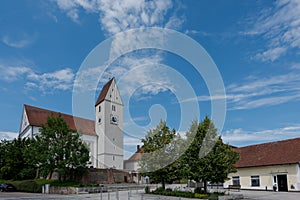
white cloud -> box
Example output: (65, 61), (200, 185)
(2, 35), (33, 48)
(0, 65), (75, 93)
(254, 47), (287, 62)
(0, 66), (32, 82)
(180, 70), (300, 110)
(0, 131), (18, 140)
(246, 0), (300, 62)
(56, 0), (184, 98)
(55, 0), (181, 34)
(222, 125), (300, 147)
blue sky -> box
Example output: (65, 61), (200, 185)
(1, 0), (300, 158)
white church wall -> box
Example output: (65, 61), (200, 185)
(81, 134), (98, 168)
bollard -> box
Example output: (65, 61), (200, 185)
(108, 191), (110, 200)
(128, 191), (130, 200)
(116, 189), (119, 200)
(100, 186), (103, 200)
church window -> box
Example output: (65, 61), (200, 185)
(113, 156), (115, 160)
(98, 106), (101, 112)
(98, 118), (101, 123)
(112, 105), (116, 111)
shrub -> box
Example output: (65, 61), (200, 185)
(195, 193), (209, 199)
(194, 187), (204, 194)
(12, 180), (42, 193)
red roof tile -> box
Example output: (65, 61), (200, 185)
(234, 137), (300, 168)
(127, 147), (144, 161)
(24, 104), (96, 136)
(95, 78), (114, 106)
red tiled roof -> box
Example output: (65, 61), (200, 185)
(127, 147), (144, 162)
(234, 137), (300, 168)
(95, 78), (114, 106)
(24, 104), (96, 136)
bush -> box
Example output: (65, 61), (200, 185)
(195, 193), (209, 199)
(12, 180), (42, 193)
(194, 187), (204, 194)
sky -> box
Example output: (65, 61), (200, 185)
(1, 0), (300, 158)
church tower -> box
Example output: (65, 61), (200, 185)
(95, 78), (123, 169)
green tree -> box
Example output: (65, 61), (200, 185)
(36, 115), (89, 181)
(182, 116), (239, 193)
(0, 138), (36, 180)
(139, 120), (182, 189)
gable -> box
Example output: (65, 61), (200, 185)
(95, 78), (123, 106)
(19, 108), (29, 133)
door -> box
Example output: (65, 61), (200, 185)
(277, 174), (288, 192)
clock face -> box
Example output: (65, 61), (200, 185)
(110, 114), (118, 125)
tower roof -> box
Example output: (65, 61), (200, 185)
(23, 104), (96, 136)
(95, 78), (114, 106)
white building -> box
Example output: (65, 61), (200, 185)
(19, 78), (124, 169)
(224, 137), (300, 192)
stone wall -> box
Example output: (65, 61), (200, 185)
(79, 168), (133, 184)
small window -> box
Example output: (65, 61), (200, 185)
(113, 156), (115, 161)
(251, 176), (260, 187)
(98, 106), (101, 112)
(112, 105), (116, 111)
(232, 176), (240, 186)
(98, 118), (101, 123)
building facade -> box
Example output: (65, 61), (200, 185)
(224, 138), (300, 192)
(19, 78), (124, 169)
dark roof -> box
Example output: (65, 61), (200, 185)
(234, 137), (300, 168)
(24, 104), (96, 136)
(126, 147), (144, 162)
(95, 78), (114, 106)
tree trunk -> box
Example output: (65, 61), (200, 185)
(203, 181), (207, 193)
(162, 178), (165, 190)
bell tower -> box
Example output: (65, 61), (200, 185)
(95, 78), (123, 169)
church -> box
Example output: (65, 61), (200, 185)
(19, 78), (124, 170)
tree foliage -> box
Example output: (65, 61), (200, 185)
(36, 115), (89, 181)
(139, 120), (183, 189)
(0, 115), (89, 181)
(182, 116), (239, 192)
(139, 117), (239, 192)
(0, 138), (37, 180)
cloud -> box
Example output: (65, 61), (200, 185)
(245, 0), (300, 62)
(180, 70), (300, 110)
(56, 0), (184, 97)
(0, 131), (18, 140)
(0, 66), (32, 82)
(222, 125), (300, 147)
(2, 35), (33, 48)
(0, 65), (75, 93)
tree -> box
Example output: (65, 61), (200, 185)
(182, 116), (239, 193)
(0, 138), (37, 180)
(36, 115), (89, 181)
(139, 120), (182, 189)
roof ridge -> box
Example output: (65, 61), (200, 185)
(24, 104), (94, 122)
(238, 137), (300, 149)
